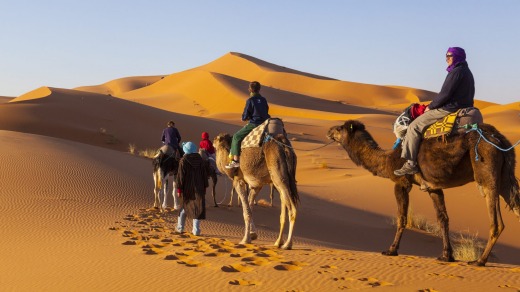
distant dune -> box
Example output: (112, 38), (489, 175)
(1, 52), (519, 290)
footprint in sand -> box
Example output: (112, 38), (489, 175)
(418, 289), (440, 292)
(427, 272), (464, 279)
(221, 263), (254, 273)
(228, 279), (260, 286)
(241, 257), (271, 266)
(358, 277), (393, 287)
(177, 259), (208, 268)
(122, 240), (137, 245)
(498, 284), (520, 291)
(274, 261), (309, 271)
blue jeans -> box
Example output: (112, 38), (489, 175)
(176, 208), (201, 235)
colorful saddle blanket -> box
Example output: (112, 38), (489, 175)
(424, 107), (483, 139)
(241, 118), (286, 149)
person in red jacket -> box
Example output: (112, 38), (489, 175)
(199, 132), (220, 175)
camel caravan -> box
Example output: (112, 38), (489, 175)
(150, 72), (519, 265)
(152, 116), (298, 250)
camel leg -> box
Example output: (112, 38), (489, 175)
(228, 185), (234, 207)
(161, 176), (169, 212)
(428, 189), (454, 262)
(282, 202), (297, 250)
(211, 175), (218, 207)
(172, 181), (180, 211)
(248, 187), (261, 209)
(269, 184), (275, 207)
(274, 205), (287, 248)
(470, 186), (504, 266)
(153, 170), (161, 209)
(383, 183), (411, 256)
(236, 179), (256, 244)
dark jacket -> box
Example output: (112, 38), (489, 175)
(428, 61), (475, 112)
(242, 93), (270, 125)
(175, 153), (209, 220)
(161, 126), (181, 148)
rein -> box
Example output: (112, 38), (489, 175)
(263, 134), (335, 151)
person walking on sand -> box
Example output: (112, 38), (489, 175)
(159, 120), (182, 157)
(225, 81), (270, 169)
(176, 141), (209, 236)
(394, 47), (475, 176)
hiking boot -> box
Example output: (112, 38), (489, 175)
(394, 161), (419, 176)
(225, 160), (240, 169)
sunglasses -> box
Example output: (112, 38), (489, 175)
(446, 54), (454, 58)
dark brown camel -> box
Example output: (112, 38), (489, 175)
(327, 120), (520, 266)
(213, 133), (299, 249)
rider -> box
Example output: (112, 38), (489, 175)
(394, 47), (475, 176)
(160, 120), (182, 158)
(225, 81), (270, 169)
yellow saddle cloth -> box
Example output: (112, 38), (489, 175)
(424, 110), (461, 139)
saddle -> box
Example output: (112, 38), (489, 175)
(424, 107), (483, 139)
(241, 118), (287, 149)
(393, 105), (483, 141)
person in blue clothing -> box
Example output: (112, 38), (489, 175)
(159, 120), (182, 157)
(225, 81), (270, 169)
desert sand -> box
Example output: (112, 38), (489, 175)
(1, 52), (519, 291)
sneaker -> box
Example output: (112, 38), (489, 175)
(225, 160), (240, 169)
(394, 161), (419, 176)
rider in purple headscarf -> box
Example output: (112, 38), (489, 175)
(394, 46), (475, 176)
(446, 47), (466, 72)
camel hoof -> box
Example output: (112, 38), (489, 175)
(437, 255), (455, 262)
(381, 250), (398, 256)
(281, 244), (292, 250)
(250, 233), (258, 241)
(240, 239), (251, 244)
(213, 204), (219, 208)
(468, 260), (485, 266)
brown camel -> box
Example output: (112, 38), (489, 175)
(327, 120), (520, 266)
(213, 133), (299, 249)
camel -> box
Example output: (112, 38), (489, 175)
(213, 132), (299, 249)
(327, 120), (520, 266)
(153, 149), (218, 211)
(228, 183), (277, 207)
(152, 151), (180, 212)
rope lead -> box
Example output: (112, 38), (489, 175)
(463, 123), (520, 161)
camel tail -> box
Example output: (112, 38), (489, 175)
(153, 158), (162, 190)
(501, 148), (520, 211)
(279, 135), (299, 205)
(490, 125), (520, 212)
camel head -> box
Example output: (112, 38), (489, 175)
(327, 120), (366, 144)
(213, 133), (232, 150)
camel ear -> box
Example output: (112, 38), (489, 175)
(344, 120), (365, 134)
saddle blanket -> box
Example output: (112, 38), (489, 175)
(241, 118), (285, 149)
(424, 107), (483, 139)
(424, 110), (460, 139)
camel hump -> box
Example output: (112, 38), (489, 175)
(267, 118), (285, 136)
(241, 118), (287, 149)
(454, 107), (483, 133)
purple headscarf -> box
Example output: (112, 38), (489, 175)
(446, 47), (466, 72)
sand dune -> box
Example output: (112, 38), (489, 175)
(2, 52), (520, 290)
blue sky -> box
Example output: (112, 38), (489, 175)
(1, 0), (519, 104)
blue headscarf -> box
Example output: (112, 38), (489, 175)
(182, 141), (197, 155)
(446, 47), (466, 72)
